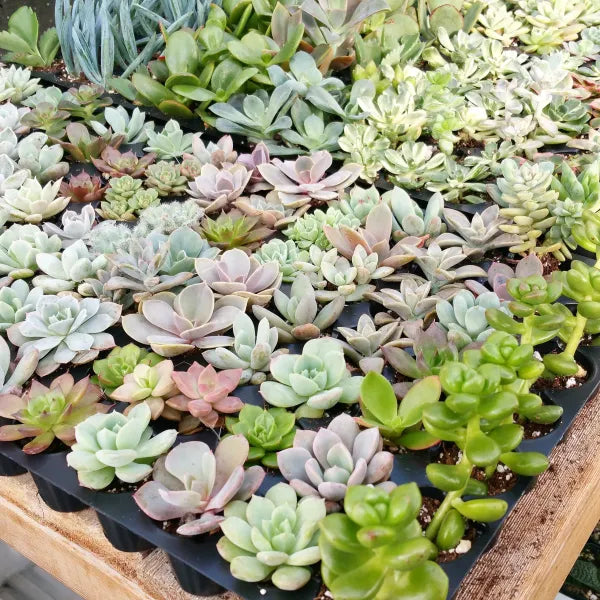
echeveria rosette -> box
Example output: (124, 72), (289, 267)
(66, 402), (177, 490)
(217, 482), (326, 590)
(0, 373), (107, 454)
(277, 413), (395, 512)
(0, 336), (38, 396)
(319, 484), (448, 600)
(260, 338), (363, 418)
(225, 405), (296, 468)
(92, 344), (163, 395)
(1, 178), (69, 224)
(0, 279), (43, 331)
(133, 437), (265, 536)
(7, 296), (122, 377)
(167, 363), (243, 432)
(110, 360), (178, 420)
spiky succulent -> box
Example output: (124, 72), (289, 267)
(278, 413), (395, 511)
(217, 482), (325, 590)
(91, 147), (156, 178)
(260, 337), (362, 418)
(0, 373), (106, 454)
(203, 313), (284, 385)
(199, 210), (274, 251)
(1, 178), (69, 224)
(7, 295), (121, 376)
(66, 402), (177, 490)
(145, 161), (188, 196)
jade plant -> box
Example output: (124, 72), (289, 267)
(319, 484), (448, 600)
(225, 405), (296, 468)
(0, 373), (106, 454)
(133, 436), (265, 535)
(66, 402), (177, 490)
(260, 337), (363, 418)
(217, 482), (325, 590)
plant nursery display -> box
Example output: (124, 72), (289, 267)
(0, 0), (599, 599)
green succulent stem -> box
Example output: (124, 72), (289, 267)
(425, 415), (477, 540)
(565, 312), (587, 358)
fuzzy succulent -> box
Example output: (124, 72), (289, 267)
(217, 482), (325, 590)
(225, 405), (296, 468)
(260, 337), (362, 418)
(278, 413), (395, 512)
(134, 436), (265, 535)
(253, 273), (345, 343)
(166, 363), (243, 432)
(199, 210), (274, 251)
(59, 172), (106, 203)
(1, 178), (69, 224)
(122, 282), (247, 357)
(195, 249), (281, 306)
(7, 295), (121, 376)
(145, 161), (188, 196)
(66, 402), (177, 490)
(188, 163), (252, 213)
(133, 200), (204, 236)
(203, 313), (283, 385)
(258, 151), (362, 208)
(0, 373), (106, 454)
(91, 147), (156, 178)
(0, 223), (61, 279)
(0, 279), (43, 331)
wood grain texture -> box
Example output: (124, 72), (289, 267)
(1, 389), (600, 600)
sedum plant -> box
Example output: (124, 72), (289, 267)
(253, 273), (345, 342)
(1, 178), (69, 224)
(319, 483), (448, 600)
(134, 437), (265, 535)
(8, 295), (121, 376)
(0, 373), (106, 454)
(0, 279), (43, 331)
(217, 482), (325, 590)
(278, 413), (395, 512)
(66, 402), (177, 490)
(93, 344), (162, 395)
(203, 313), (283, 385)
(122, 282), (247, 357)
(225, 405), (296, 468)
(260, 337), (363, 418)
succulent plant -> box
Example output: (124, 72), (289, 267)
(236, 192), (305, 230)
(133, 200), (204, 237)
(258, 151), (362, 209)
(166, 363), (243, 431)
(260, 337), (362, 418)
(185, 134), (238, 168)
(33, 240), (107, 293)
(1, 178), (69, 224)
(254, 239), (308, 282)
(319, 484), (448, 600)
(199, 210), (274, 251)
(91, 342), (159, 392)
(195, 249), (281, 306)
(338, 123), (389, 184)
(0, 128), (18, 159)
(253, 273), (345, 343)
(0, 154), (29, 196)
(278, 413), (394, 511)
(225, 405), (295, 468)
(110, 359), (177, 420)
(103, 175), (143, 204)
(337, 315), (401, 374)
(21, 102), (68, 137)
(122, 282), (247, 357)
(134, 436), (265, 535)
(338, 186), (381, 223)
(86, 221), (131, 255)
(382, 141), (446, 189)
(43, 205), (96, 248)
(59, 172), (107, 203)
(487, 159), (559, 254)
(16, 132), (69, 183)
(90, 106), (155, 144)
(0, 102), (30, 133)
(91, 147), (156, 178)
(0, 65), (40, 103)
(237, 142), (271, 192)
(145, 161), (188, 196)
(0, 279), (43, 331)
(51, 122), (123, 162)
(188, 163), (252, 212)
(21, 86), (62, 109)
(0, 373), (107, 454)
(0, 336), (38, 395)
(8, 295), (121, 376)
(66, 402), (177, 490)
(203, 313), (283, 385)
(0, 223), (62, 279)
(98, 178), (159, 221)
(384, 188), (445, 241)
(179, 157), (203, 180)
(144, 119), (194, 159)
(217, 482), (325, 590)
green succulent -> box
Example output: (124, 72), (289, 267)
(254, 239), (308, 282)
(145, 161), (188, 196)
(199, 210), (274, 251)
(283, 207), (360, 250)
(225, 405), (295, 468)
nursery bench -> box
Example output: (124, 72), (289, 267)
(2, 385), (600, 600)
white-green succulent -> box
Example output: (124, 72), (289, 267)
(0, 178), (69, 224)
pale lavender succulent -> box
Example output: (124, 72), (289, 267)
(277, 413), (395, 512)
(195, 249), (281, 306)
(237, 142), (270, 192)
(258, 151), (362, 208)
(188, 163), (252, 213)
(133, 436), (265, 535)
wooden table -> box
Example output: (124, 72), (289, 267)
(2, 389), (600, 600)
